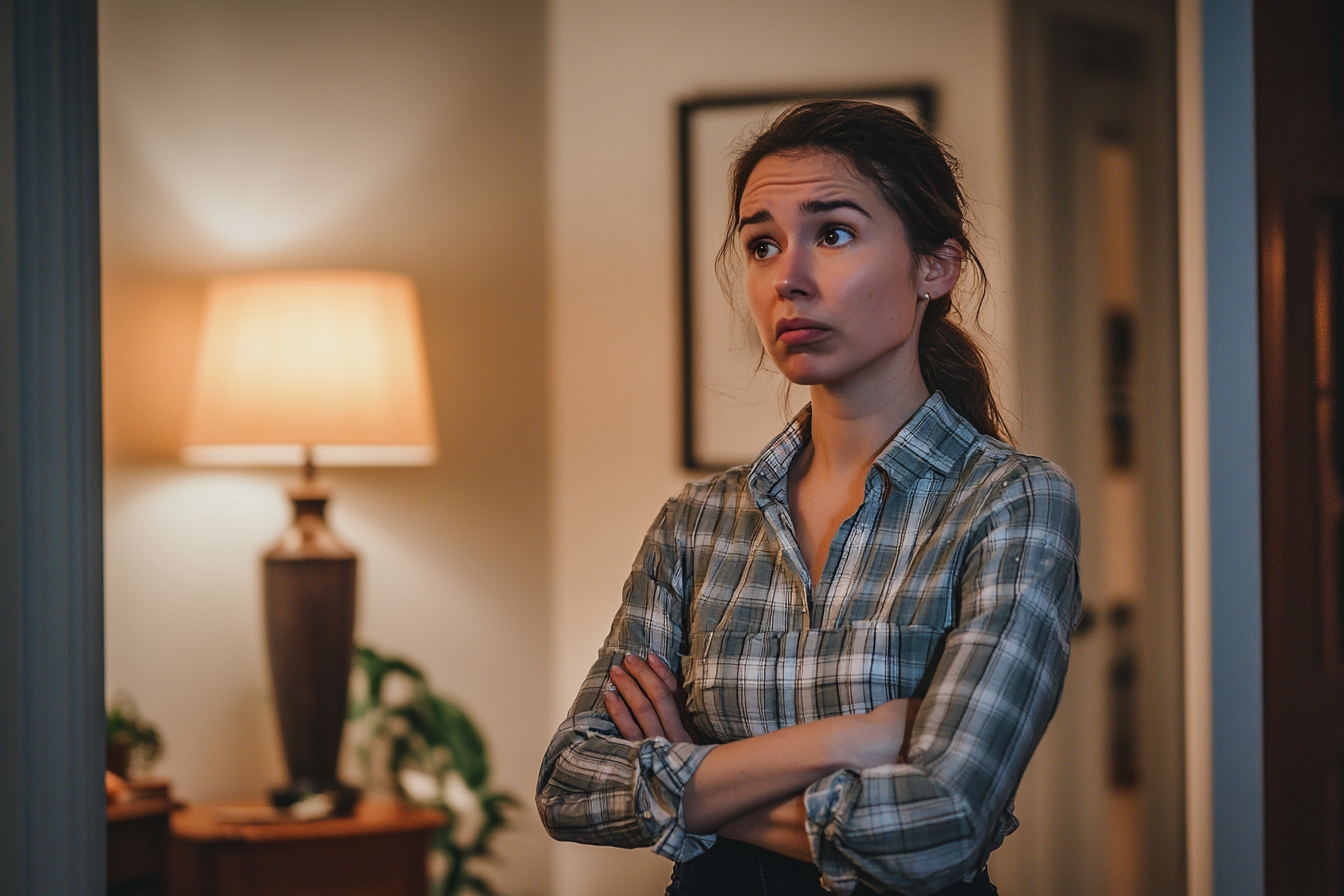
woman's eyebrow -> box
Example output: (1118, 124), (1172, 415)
(738, 209), (772, 231)
(799, 198), (872, 218)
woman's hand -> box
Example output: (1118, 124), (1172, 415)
(603, 653), (701, 744)
(604, 658), (924, 841)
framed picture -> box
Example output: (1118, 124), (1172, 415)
(679, 87), (935, 471)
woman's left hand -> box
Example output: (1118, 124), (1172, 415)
(604, 653), (702, 744)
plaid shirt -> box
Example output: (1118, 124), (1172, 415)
(537, 392), (1082, 895)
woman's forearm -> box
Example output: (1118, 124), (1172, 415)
(682, 717), (848, 833)
(682, 698), (911, 834)
(718, 796), (813, 862)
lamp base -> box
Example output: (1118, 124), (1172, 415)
(264, 481), (360, 819)
(269, 782), (361, 818)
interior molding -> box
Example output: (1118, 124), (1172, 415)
(1200, 0), (1264, 893)
(0, 0), (104, 891)
(1176, 0), (1213, 892)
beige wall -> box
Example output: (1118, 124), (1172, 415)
(99, 2), (552, 893)
(102, 3), (1020, 893)
(546, 3), (1014, 892)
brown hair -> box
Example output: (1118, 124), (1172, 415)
(717, 99), (1009, 442)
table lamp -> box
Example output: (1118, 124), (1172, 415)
(182, 270), (437, 813)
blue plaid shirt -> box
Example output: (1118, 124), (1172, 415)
(537, 392), (1082, 895)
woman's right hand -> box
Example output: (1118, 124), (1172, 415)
(604, 653), (701, 744)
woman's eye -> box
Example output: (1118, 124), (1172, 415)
(750, 241), (780, 260)
(820, 227), (854, 247)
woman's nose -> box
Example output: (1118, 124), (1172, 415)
(774, 247), (816, 300)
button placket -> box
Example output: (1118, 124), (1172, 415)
(817, 480), (885, 630)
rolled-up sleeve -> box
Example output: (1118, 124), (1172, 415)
(536, 490), (720, 862)
(803, 459), (1082, 895)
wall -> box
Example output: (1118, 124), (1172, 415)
(546, 3), (1014, 892)
(99, 3), (552, 893)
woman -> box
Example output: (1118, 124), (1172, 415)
(536, 100), (1081, 896)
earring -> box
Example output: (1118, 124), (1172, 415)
(921, 293), (932, 302)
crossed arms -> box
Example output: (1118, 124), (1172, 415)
(605, 651), (921, 862)
(536, 460), (1081, 895)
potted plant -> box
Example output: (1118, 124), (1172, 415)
(106, 693), (165, 779)
(347, 645), (515, 896)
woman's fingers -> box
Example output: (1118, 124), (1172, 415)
(603, 688), (644, 741)
(647, 652), (680, 693)
(609, 662), (666, 739)
(620, 656), (696, 743)
(648, 653), (704, 745)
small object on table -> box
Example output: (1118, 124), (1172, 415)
(208, 791), (335, 825)
(169, 798), (446, 896)
(107, 770), (126, 804)
(108, 779), (178, 896)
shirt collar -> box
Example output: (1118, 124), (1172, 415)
(746, 391), (980, 500)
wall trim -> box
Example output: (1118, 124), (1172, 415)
(1177, 2), (1213, 894)
(0, 0), (104, 891)
(1200, 0), (1264, 893)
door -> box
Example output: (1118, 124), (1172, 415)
(1257, 1), (1344, 892)
(994, 2), (1185, 894)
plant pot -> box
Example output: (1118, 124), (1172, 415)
(107, 741), (131, 779)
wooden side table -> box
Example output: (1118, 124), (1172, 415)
(169, 799), (446, 896)
(109, 797), (176, 896)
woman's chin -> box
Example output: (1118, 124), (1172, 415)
(777, 370), (826, 388)
(770, 356), (831, 387)
(774, 361), (852, 390)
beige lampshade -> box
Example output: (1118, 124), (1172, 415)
(182, 270), (438, 467)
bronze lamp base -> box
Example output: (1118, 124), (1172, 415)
(264, 480), (360, 815)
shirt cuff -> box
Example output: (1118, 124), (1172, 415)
(804, 769), (864, 896)
(633, 738), (719, 862)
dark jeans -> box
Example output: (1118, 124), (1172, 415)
(665, 837), (998, 896)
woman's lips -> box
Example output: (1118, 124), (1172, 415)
(776, 318), (830, 345)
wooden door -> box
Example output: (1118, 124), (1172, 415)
(1256, 1), (1344, 892)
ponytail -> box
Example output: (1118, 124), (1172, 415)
(918, 296), (1008, 441)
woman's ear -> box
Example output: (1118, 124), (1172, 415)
(917, 239), (964, 298)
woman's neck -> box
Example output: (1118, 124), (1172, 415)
(805, 369), (931, 480)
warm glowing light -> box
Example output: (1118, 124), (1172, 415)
(183, 270), (437, 467)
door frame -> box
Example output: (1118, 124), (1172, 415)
(1180, 0), (1264, 894)
(0, 0), (105, 892)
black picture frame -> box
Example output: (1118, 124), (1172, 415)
(678, 87), (936, 471)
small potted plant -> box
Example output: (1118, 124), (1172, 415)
(106, 693), (164, 779)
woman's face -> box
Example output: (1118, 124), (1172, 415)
(738, 150), (957, 395)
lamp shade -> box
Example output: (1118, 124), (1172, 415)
(183, 270), (437, 466)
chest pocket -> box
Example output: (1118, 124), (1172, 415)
(682, 622), (946, 744)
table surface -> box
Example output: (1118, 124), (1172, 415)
(109, 797), (177, 823)
(171, 798), (446, 843)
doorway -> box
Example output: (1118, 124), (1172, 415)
(992, 2), (1185, 894)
